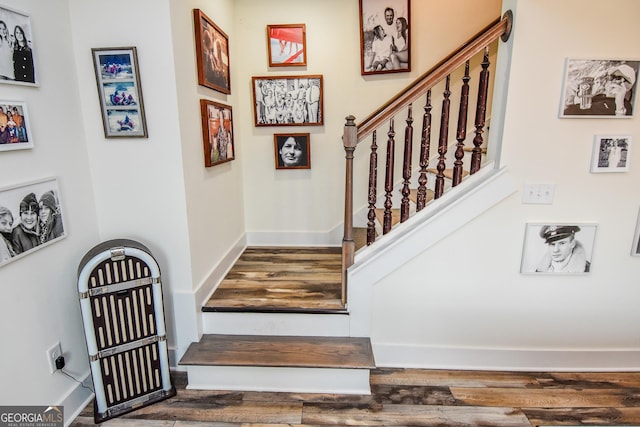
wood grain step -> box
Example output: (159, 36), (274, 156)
(427, 167), (470, 180)
(180, 334), (375, 369)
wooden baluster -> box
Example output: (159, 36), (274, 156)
(453, 61), (470, 187)
(382, 119), (395, 234)
(471, 47), (490, 175)
(341, 115), (357, 305)
(366, 131), (378, 245)
(416, 91), (432, 211)
(400, 105), (413, 223)
(434, 76), (451, 199)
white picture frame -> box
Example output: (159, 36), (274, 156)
(590, 135), (631, 173)
(0, 4), (37, 86)
(0, 100), (32, 151)
(0, 177), (66, 268)
(520, 223), (597, 275)
(632, 207), (640, 257)
(559, 58), (639, 118)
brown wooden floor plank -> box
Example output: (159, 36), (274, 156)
(522, 406), (640, 427)
(371, 368), (546, 388)
(450, 387), (640, 408)
(70, 369), (640, 427)
(179, 335), (375, 369)
(206, 247), (344, 312)
(302, 403), (531, 426)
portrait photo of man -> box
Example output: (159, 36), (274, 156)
(520, 223), (597, 274)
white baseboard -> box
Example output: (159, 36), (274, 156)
(61, 372), (94, 427)
(246, 229), (341, 247)
(373, 342), (640, 371)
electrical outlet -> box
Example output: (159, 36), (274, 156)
(46, 342), (62, 374)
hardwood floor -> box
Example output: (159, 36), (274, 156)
(70, 368), (640, 426)
(203, 247), (345, 313)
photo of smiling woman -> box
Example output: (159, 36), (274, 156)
(0, 178), (65, 267)
(274, 133), (310, 170)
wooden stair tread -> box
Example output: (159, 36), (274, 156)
(204, 246), (344, 313)
(374, 208), (401, 228)
(426, 168), (470, 180)
(409, 188), (435, 204)
(180, 334), (375, 369)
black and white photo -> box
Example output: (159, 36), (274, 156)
(0, 5), (36, 86)
(274, 133), (310, 170)
(591, 135), (631, 173)
(0, 178), (66, 268)
(632, 207), (640, 257)
(560, 59), (639, 118)
(359, 0), (410, 75)
(252, 75), (323, 126)
(0, 100), (32, 151)
(520, 223), (597, 274)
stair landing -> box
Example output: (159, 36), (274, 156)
(203, 246), (344, 313)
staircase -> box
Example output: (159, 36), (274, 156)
(179, 12), (513, 395)
(179, 246), (376, 394)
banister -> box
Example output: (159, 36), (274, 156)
(356, 11), (512, 141)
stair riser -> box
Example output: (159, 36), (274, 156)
(185, 365), (371, 394)
(202, 312), (350, 336)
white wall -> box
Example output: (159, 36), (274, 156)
(371, 0), (640, 369)
(0, 0), (99, 414)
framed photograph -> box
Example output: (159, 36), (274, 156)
(194, 9), (230, 95)
(92, 47), (147, 138)
(252, 75), (323, 126)
(200, 99), (234, 167)
(0, 5), (36, 86)
(359, 0), (410, 75)
(560, 59), (639, 118)
(0, 177), (66, 268)
(267, 24), (307, 67)
(0, 101), (32, 151)
(520, 223), (597, 275)
(632, 207), (640, 257)
(590, 135), (631, 173)
(274, 133), (310, 170)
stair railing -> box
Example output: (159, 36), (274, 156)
(341, 11), (513, 304)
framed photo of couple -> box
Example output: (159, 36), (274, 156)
(359, 0), (410, 75)
(0, 5), (37, 86)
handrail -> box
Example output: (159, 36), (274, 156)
(341, 11), (513, 305)
(356, 11), (512, 141)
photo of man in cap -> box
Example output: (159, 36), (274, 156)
(535, 225), (590, 273)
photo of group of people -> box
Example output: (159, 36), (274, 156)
(359, 0), (410, 75)
(0, 179), (65, 267)
(0, 5), (36, 85)
(92, 47), (147, 138)
(0, 101), (31, 151)
(253, 76), (323, 126)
